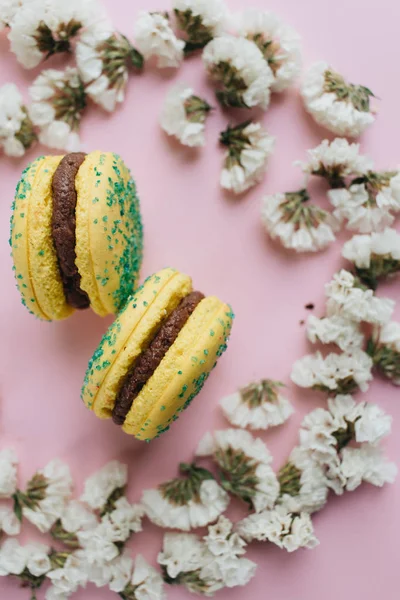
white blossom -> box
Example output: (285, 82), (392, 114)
(158, 532), (206, 579)
(262, 189), (339, 252)
(108, 553), (133, 593)
(0, 539), (29, 576)
(160, 84), (211, 147)
(220, 379), (293, 430)
(296, 138), (373, 185)
(220, 121), (275, 194)
(203, 35), (274, 109)
(134, 11), (184, 68)
(8, 0), (103, 69)
(325, 269), (395, 325)
(0, 83), (37, 157)
(60, 500), (98, 534)
(80, 460), (127, 511)
(0, 0), (33, 29)
(237, 505), (318, 552)
(76, 23), (143, 112)
(0, 448), (18, 498)
(307, 314), (364, 352)
(340, 445), (397, 491)
(354, 404), (392, 445)
(26, 543), (52, 577)
(102, 496), (145, 541)
(0, 504), (21, 536)
(46, 553), (88, 596)
(131, 554), (166, 600)
(369, 321), (400, 385)
(196, 429), (279, 512)
(301, 61), (375, 137)
(235, 9), (301, 92)
(174, 0), (228, 51)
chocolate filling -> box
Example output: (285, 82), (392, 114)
(51, 152), (90, 309)
(112, 291), (205, 426)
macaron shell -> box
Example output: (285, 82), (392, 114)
(122, 297), (233, 439)
(75, 151), (143, 317)
(10, 155), (73, 321)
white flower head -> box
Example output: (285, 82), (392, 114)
(296, 138), (373, 186)
(142, 463), (229, 531)
(108, 552), (134, 593)
(158, 532), (206, 579)
(29, 67), (86, 152)
(354, 403), (392, 445)
(0, 448), (18, 498)
(0, 0), (34, 30)
(160, 84), (212, 147)
(325, 269), (395, 325)
(301, 61), (375, 137)
(291, 349), (373, 394)
(220, 379), (293, 430)
(47, 552), (89, 596)
(80, 460), (127, 511)
(76, 23), (143, 112)
(220, 120), (275, 194)
(237, 505), (318, 552)
(340, 445), (397, 491)
(196, 429), (279, 512)
(8, 0), (104, 69)
(307, 314), (364, 352)
(174, 0), (228, 52)
(102, 497), (145, 542)
(369, 320), (400, 385)
(134, 11), (184, 68)
(0, 83), (37, 157)
(203, 35), (274, 109)
(0, 505), (21, 536)
(131, 554), (165, 600)
(0, 539), (28, 576)
(235, 9), (301, 92)
(262, 189), (339, 253)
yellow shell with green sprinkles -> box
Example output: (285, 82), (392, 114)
(81, 268), (234, 441)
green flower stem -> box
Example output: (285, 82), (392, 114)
(324, 70), (375, 112)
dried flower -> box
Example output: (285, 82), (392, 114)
(220, 120), (275, 194)
(8, 0), (103, 69)
(342, 228), (400, 289)
(325, 269), (395, 325)
(306, 314), (364, 352)
(0, 0), (29, 30)
(0, 83), (37, 157)
(220, 379), (293, 430)
(328, 170), (400, 233)
(80, 460), (127, 513)
(196, 429), (279, 512)
(160, 84), (212, 147)
(296, 138), (373, 187)
(340, 445), (397, 491)
(235, 9), (301, 92)
(116, 554), (165, 600)
(76, 23), (143, 112)
(0, 505), (21, 536)
(29, 67), (86, 151)
(368, 321), (400, 385)
(0, 448), (18, 498)
(301, 61), (375, 137)
(134, 11), (184, 68)
(142, 462), (229, 531)
(261, 188), (339, 252)
(203, 35), (273, 109)
(173, 0), (228, 53)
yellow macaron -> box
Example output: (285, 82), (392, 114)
(82, 268), (234, 440)
(10, 151), (143, 321)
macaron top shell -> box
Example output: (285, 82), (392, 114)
(75, 151), (143, 317)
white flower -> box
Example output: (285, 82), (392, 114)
(340, 445), (397, 491)
(262, 189), (339, 252)
(47, 553), (88, 595)
(59, 500), (98, 533)
(291, 349), (373, 394)
(235, 9), (301, 92)
(0, 83), (37, 157)
(0, 448), (18, 498)
(8, 0), (103, 69)
(134, 11), (184, 68)
(158, 532), (206, 578)
(307, 315), (364, 352)
(0, 504), (21, 536)
(204, 516), (246, 558)
(174, 0), (228, 51)
(301, 61), (375, 137)
(81, 460), (127, 511)
(109, 553), (134, 593)
(354, 404), (392, 445)
(196, 429), (279, 512)
(160, 84), (212, 147)
(76, 23), (143, 112)
(237, 505), (318, 552)
(26, 543), (51, 577)
(220, 379), (293, 430)
(132, 554), (166, 600)
(369, 321), (400, 385)
(0, 538), (28, 576)
(102, 497), (144, 541)
(203, 35), (274, 109)
(29, 67), (85, 151)
(296, 138), (373, 185)
(220, 121), (275, 194)
(0, 0), (32, 29)
(142, 466), (229, 531)
(77, 526), (119, 565)
(325, 269), (395, 325)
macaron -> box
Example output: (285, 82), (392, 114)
(82, 268), (234, 440)
(10, 151), (143, 321)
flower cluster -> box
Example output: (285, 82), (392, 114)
(301, 61), (375, 137)
(306, 315), (364, 352)
(158, 516), (256, 595)
(174, 0), (228, 53)
(196, 429), (279, 512)
(134, 11), (185, 68)
(367, 321), (400, 385)
(160, 84), (212, 147)
(0, 84), (37, 157)
(220, 120), (275, 194)
(261, 188), (339, 252)
(220, 379), (293, 430)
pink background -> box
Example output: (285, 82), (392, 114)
(1, 0), (400, 598)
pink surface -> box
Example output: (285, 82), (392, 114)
(1, 0), (400, 598)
